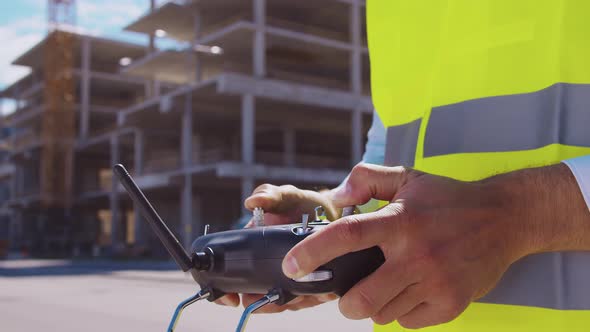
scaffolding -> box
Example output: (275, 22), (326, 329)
(41, 0), (76, 209)
(0, 0), (371, 257)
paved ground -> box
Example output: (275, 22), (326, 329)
(0, 260), (372, 332)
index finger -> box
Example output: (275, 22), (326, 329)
(282, 207), (397, 279)
(244, 184), (303, 213)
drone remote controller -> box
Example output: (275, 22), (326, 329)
(113, 164), (385, 332)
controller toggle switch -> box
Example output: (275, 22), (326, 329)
(293, 213), (313, 235)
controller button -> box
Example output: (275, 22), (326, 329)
(293, 270), (333, 283)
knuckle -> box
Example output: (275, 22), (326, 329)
(279, 185), (303, 202)
(429, 273), (453, 295)
(351, 163), (373, 179)
(254, 183), (274, 192)
(397, 317), (422, 330)
(394, 165), (411, 177)
(417, 248), (440, 269)
(279, 184), (298, 192)
(441, 290), (467, 320)
(287, 305), (302, 312)
(371, 312), (394, 325)
(383, 202), (414, 228)
(340, 288), (376, 319)
(409, 255), (435, 276)
(426, 279), (467, 322)
(402, 242), (438, 272)
(253, 183), (273, 193)
(394, 165), (420, 182)
(355, 288), (377, 317)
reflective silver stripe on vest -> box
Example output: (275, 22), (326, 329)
(479, 252), (590, 309)
(384, 119), (421, 167)
(425, 83), (590, 157)
(381, 83), (590, 310)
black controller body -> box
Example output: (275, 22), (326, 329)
(190, 222), (385, 304)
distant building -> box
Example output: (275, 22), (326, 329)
(0, 0), (371, 257)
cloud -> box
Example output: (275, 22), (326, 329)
(0, 0), (152, 92)
(0, 16), (45, 115)
(0, 17), (45, 87)
(0, 1), (146, 86)
(78, 0), (146, 32)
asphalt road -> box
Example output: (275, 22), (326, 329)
(0, 260), (372, 332)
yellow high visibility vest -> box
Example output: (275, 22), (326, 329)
(367, 1), (590, 331)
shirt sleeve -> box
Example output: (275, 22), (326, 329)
(357, 114), (590, 213)
(353, 111), (387, 213)
(562, 155), (590, 211)
(361, 111), (387, 165)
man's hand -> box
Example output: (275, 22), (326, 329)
(281, 163), (590, 328)
(214, 183), (339, 311)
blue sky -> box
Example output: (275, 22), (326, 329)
(0, 0), (169, 90)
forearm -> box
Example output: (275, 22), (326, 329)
(486, 163), (590, 256)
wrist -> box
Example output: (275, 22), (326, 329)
(478, 166), (561, 262)
(482, 163), (590, 257)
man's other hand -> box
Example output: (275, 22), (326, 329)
(214, 183), (339, 311)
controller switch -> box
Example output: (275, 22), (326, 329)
(294, 270), (333, 283)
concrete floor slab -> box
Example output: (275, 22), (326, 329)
(0, 260), (372, 332)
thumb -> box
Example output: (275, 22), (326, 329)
(330, 163), (411, 207)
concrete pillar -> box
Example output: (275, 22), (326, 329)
(283, 127), (296, 167)
(11, 211), (22, 249)
(241, 94), (256, 215)
(180, 175), (193, 249)
(253, 0), (266, 77)
(146, 0), (157, 98)
(79, 37), (91, 139)
(351, 108), (363, 166)
(8, 212), (15, 247)
(144, 82), (152, 99)
(181, 94), (193, 168)
(241, 94), (255, 165)
(192, 195), (202, 240)
(132, 207), (144, 248)
(16, 164), (23, 198)
(241, 177), (255, 216)
(10, 163), (18, 200)
(193, 9), (202, 82)
(180, 93), (193, 248)
(185, 50), (196, 84)
(349, 2), (362, 94)
(149, 1), (156, 54)
(180, 190), (203, 248)
(153, 80), (161, 97)
(109, 135), (120, 251)
(193, 134), (201, 164)
(134, 130), (144, 176)
(133, 130), (145, 247)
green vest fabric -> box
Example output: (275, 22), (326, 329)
(367, 0), (590, 331)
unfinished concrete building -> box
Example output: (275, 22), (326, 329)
(0, 0), (372, 257)
(0, 31), (156, 255)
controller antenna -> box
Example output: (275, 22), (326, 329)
(113, 164), (193, 271)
